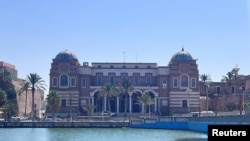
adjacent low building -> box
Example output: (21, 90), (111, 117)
(0, 61), (45, 119)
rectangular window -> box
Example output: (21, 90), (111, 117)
(82, 78), (86, 88)
(52, 77), (58, 87)
(109, 74), (115, 85)
(231, 86), (235, 93)
(97, 74), (102, 86)
(216, 86), (221, 94)
(191, 78), (196, 88)
(162, 100), (168, 106)
(182, 100), (187, 108)
(146, 74), (151, 86)
(61, 99), (66, 107)
(162, 79), (167, 88)
(173, 78), (178, 88)
(70, 77), (76, 87)
(134, 75), (139, 86)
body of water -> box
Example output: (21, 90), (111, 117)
(0, 128), (207, 141)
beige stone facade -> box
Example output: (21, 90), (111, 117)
(14, 79), (45, 118)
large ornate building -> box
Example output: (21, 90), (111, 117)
(49, 48), (201, 117)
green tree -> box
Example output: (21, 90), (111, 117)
(200, 74), (211, 110)
(0, 68), (12, 82)
(46, 91), (60, 121)
(137, 91), (155, 118)
(26, 73), (46, 120)
(0, 69), (18, 117)
(221, 71), (233, 93)
(98, 82), (120, 116)
(3, 100), (18, 121)
(0, 89), (7, 107)
(200, 74), (210, 83)
(82, 103), (96, 119)
(19, 81), (30, 116)
(118, 77), (134, 118)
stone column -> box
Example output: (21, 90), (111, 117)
(155, 98), (157, 112)
(104, 97), (107, 112)
(116, 97), (119, 113)
(91, 97), (94, 113)
(129, 95), (132, 113)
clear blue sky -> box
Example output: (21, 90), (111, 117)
(0, 0), (250, 94)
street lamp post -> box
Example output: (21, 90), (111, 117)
(239, 87), (245, 116)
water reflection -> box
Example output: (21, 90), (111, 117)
(176, 138), (207, 141)
(0, 128), (207, 141)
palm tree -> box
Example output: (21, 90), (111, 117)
(46, 91), (60, 121)
(221, 71), (233, 111)
(19, 81), (30, 116)
(200, 74), (210, 83)
(82, 103), (96, 119)
(137, 91), (155, 118)
(26, 73), (46, 120)
(98, 82), (120, 116)
(221, 71), (233, 89)
(118, 77), (134, 118)
(200, 74), (211, 111)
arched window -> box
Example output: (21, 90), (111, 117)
(109, 75), (115, 85)
(181, 75), (188, 87)
(97, 74), (102, 86)
(60, 74), (68, 86)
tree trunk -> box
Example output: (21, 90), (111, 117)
(32, 87), (35, 121)
(149, 105), (151, 118)
(124, 94), (128, 119)
(52, 109), (55, 121)
(107, 97), (111, 116)
(25, 90), (27, 116)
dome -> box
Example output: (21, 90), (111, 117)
(171, 48), (193, 61)
(55, 49), (78, 60)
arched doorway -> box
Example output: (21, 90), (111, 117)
(132, 92), (141, 113)
(94, 92), (103, 112)
(119, 93), (129, 113)
(108, 97), (117, 113)
(146, 91), (155, 113)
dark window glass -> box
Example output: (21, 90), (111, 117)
(134, 75), (139, 86)
(71, 78), (76, 87)
(146, 75), (151, 86)
(53, 78), (57, 86)
(181, 75), (188, 87)
(60, 74), (68, 86)
(173, 78), (178, 88)
(97, 75), (102, 86)
(82, 79), (86, 87)
(61, 99), (66, 107)
(109, 75), (115, 85)
(182, 100), (187, 108)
